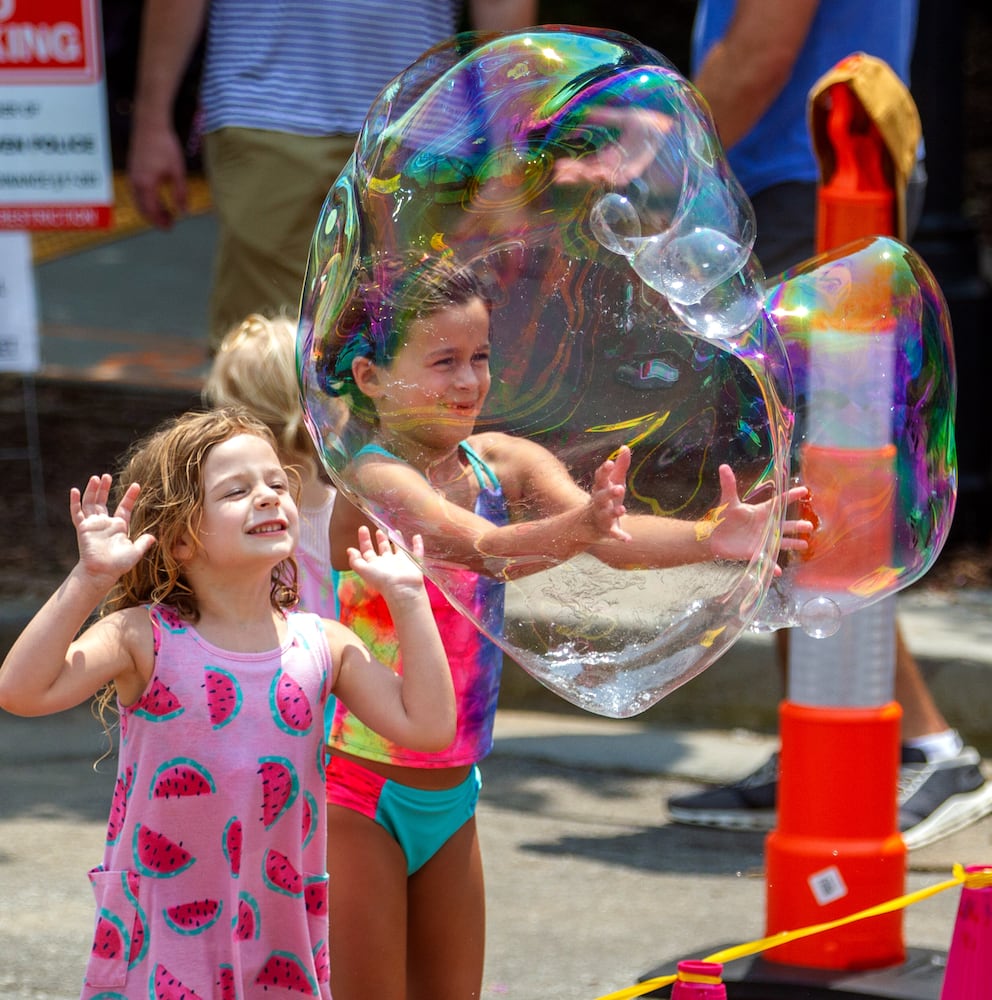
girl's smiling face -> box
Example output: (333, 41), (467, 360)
(179, 433), (299, 570)
(355, 295), (492, 454)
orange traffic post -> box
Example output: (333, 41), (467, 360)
(764, 55), (916, 970)
(814, 83), (895, 250)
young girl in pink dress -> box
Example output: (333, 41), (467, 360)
(0, 407), (455, 1000)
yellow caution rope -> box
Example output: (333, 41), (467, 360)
(594, 864), (988, 1000)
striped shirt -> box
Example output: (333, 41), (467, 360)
(201, 0), (462, 137)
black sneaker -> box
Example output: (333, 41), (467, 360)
(898, 746), (992, 850)
(666, 746), (992, 845)
(666, 753), (778, 831)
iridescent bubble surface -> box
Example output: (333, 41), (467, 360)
(298, 27), (955, 715)
(756, 236), (956, 632)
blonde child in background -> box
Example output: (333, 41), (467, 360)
(0, 408), (454, 1000)
(204, 314), (346, 617)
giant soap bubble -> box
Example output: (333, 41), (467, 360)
(298, 26), (954, 717)
(754, 236), (956, 634)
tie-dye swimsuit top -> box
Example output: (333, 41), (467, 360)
(329, 441), (508, 767)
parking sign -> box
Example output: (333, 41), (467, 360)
(0, 0), (113, 230)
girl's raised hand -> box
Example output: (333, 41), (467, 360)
(347, 525), (426, 599)
(707, 465), (813, 564)
(589, 446), (632, 542)
(71, 475), (157, 585)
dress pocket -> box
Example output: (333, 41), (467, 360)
(84, 867), (140, 988)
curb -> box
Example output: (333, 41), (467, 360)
(5, 590), (991, 755)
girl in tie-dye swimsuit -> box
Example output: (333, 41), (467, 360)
(323, 259), (634, 1000)
(328, 440), (506, 862)
(323, 257), (811, 1000)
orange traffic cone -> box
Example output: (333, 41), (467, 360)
(764, 53), (919, 970)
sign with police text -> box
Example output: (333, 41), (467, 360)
(0, 0), (113, 230)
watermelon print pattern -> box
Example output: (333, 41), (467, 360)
(255, 951), (318, 996)
(131, 679), (183, 723)
(303, 877), (327, 918)
(270, 670), (314, 736)
(92, 909), (130, 965)
(203, 666), (242, 729)
(162, 899), (223, 936)
(150, 964), (207, 1000)
(222, 817), (242, 878)
(80, 606), (331, 999)
(301, 791), (318, 849)
(233, 891), (261, 942)
(312, 940), (330, 985)
(106, 765), (135, 845)
(259, 756), (299, 829)
(217, 964), (236, 1000)
(123, 871), (148, 969)
(262, 849), (303, 898)
(149, 758), (216, 800)
(85, 869), (147, 988)
(132, 825), (195, 879)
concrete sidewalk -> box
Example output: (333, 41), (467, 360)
(33, 212), (216, 391)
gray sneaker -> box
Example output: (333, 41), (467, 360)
(666, 746), (992, 848)
(898, 746), (992, 850)
(666, 753), (779, 831)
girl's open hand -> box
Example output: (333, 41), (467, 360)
(589, 446), (632, 542)
(707, 465), (813, 565)
(347, 525), (426, 599)
(71, 475), (157, 585)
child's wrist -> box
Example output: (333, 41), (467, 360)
(70, 562), (118, 597)
(693, 518), (717, 556)
(383, 581), (429, 610)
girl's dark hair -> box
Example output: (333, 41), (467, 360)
(323, 253), (493, 416)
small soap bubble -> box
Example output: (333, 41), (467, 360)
(798, 596), (843, 638)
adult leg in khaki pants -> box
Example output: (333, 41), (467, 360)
(203, 128), (356, 350)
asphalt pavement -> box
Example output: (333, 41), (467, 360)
(0, 705), (981, 1000)
(1, 204), (990, 998)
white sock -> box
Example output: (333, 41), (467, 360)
(902, 729), (964, 762)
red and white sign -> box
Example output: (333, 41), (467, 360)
(0, 0), (102, 83)
(0, 0), (113, 230)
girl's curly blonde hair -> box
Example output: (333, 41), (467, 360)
(93, 407), (300, 740)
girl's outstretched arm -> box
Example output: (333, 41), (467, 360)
(323, 527), (456, 752)
(335, 440), (630, 578)
(0, 476), (156, 717)
(590, 463), (812, 570)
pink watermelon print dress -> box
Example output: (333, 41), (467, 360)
(81, 605), (333, 1000)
